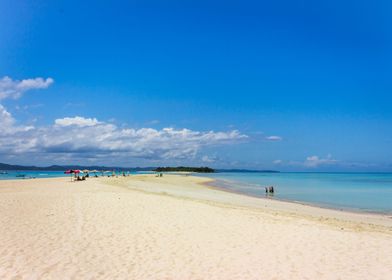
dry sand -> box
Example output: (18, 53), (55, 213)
(0, 174), (391, 279)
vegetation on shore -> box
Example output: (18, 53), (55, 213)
(153, 166), (215, 173)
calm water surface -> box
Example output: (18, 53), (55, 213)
(0, 170), (144, 180)
(199, 172), (392, 214)
(0, 171), (67, 180)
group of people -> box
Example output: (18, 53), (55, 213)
(75, 175), (87, 181)
(265, 186), (275, 194)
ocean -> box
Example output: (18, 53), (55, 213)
(0, 170), (144, 180)
(198, 172), (392, 214)
(0, 171), (68, 180)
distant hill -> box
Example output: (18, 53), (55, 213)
(153, 166), (215, 173)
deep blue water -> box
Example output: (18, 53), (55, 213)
(198, 172), (392, 214)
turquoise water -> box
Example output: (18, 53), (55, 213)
(0, 171), (68, 180)
(0, 170), (147, 180)
(199, 172), (392, 214)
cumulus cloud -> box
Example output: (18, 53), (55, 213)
(0, 114), (248, 162)
(55, 116), (100, 127)
(0, 76), (247, 164)
(0, 76), (54, 100)
(273, 159), (282, 165)
(0, 104), (15, 129)
(265, 135), (282, 141)
(304, 154), (338, 168)
(0, 104), (34, 135)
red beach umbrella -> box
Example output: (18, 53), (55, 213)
(73, 170), (82, 181)
(64, 169), (76, 181)
(64, 170), (81, 181)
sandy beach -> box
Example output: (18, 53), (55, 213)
(0, 174), (391, 279)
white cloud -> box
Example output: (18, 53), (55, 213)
(0, 112), (247, 162)
(0, 76), (247, 164)
(0, 104), (34, 135)
(55, 116), (100, 127)
(0, 76), (54, 100)
(265, 135), (282, 141)
(0, 104), (15, 129)
(273, 159), (282, 164)
(304, 154), (338, 168)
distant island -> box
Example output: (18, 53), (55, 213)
(153, 166), (215, 173)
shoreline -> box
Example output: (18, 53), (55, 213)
(100, 174), (392, 229)
(1, 175), (392, 279)
(203, 177), (392, 217)
(0, 171), (392, 214)
(1, 175), (392, 228)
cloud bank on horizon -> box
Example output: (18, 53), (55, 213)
(0, 75), (381, 170)
(0, 76), (248, 165)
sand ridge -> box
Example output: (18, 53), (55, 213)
(105, 174), (392, 231)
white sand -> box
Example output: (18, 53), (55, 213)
(0, 174), (391, 279)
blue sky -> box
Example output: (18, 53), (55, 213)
(0, 0), (391, 171)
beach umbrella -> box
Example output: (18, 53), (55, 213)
(73, 170), (81, 180)
(64, 169), (75, 181)
(82, 169), (90, 173)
